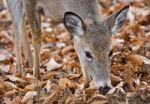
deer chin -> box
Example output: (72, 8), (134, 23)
(85, 66), (112, 89)
(93, 79), (112, 89)
(89, 79), (112, 88)
(89, 70), (111, 88)
(88, 78), (112, 95)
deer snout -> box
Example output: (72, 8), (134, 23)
(93, 78), (112, 88)
(99, 86), (111, 95)
(89, 66), (112, 89)
(94, 79), (112, 95)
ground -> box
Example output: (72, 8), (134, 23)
(0, 0), (150, 104)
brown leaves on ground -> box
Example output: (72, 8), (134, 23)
(0, 0), (150, 104)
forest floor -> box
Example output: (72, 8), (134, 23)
(0, 0), (150, 104)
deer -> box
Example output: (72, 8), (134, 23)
(6, 0), (129, 91)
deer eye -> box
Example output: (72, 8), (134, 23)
(84, 51), (93, 61)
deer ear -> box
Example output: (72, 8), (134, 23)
(107, 5), (129, 35)
(64, 12), (85, 36)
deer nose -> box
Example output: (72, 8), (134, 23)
(99, 86), (111, 95)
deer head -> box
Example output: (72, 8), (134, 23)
(64, 5), (129, 89)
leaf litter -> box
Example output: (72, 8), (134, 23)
(0, 0), (150, 104)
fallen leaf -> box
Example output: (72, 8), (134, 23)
(85, 87), (97, 95)
(6, 75), (26, 83)
(107, 82), (125, 95)
(44, 80), (51, 93)
(25, 83), (37, 91)
(68, 74), (81, 79)
(91, 101), (108, 104)
(0, 80), (6, 95)
(110, 74), (123, 83)
(59, 78), (77, 89)
(57, 31), (71, 41)
(130, 44), (141, 51)
(11, 96), (21, 104)
(61, 45), (74, 55)
(25, 73), (42, 85)
(0, 50), (12, 61)
(87, 94), (108, 104)
(43, 89), (59, 104)
(45, 58), (62, 71)
(128, 54), (143, 66)
(5, 90), (17, 97)
(21, 91), (37, 103)
(5, 81), (18, 89)
(3, 97), (11, 104)
(140, 55), (150, 65)
(0, 64), (10, 73)
(65, 95), (73, 104)
(40, 49), (51, 61)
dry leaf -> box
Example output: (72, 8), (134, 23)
(107, 82), (125, 95)
(25, 83), (37, 91)
(26, 100), (34, 104)
(59, 78), (77, 89)
(43, 89), (59, 104)
(130, 44), (140, 51)
(45, 58), (62, 71)
(87, 94), (108, 104)
(5, 90), (17, 97)
(3, 97), (11, 104)
(0, 64), (10, 73)
(41, 49), (51, 61)
(140, 55), (150, 65)
(0, 79), (6, 94)
(68, 74), (81, 79)
(145, 0), (150, 7)
(61, 45), (74, 55)
(43, 80), (59, 94)
(0, 50), (12, 61)
(11, 96), (21, 104)
(85, 87), (97, 95)
(128, 54), (143, 66)
(110, 74), (123, 83)
(25, 73), (42, 86)
(5, 81), (18, 89)
(57, 31), (71, 42)
(6, 75), (26, 83)
(91, 101), (108, 104)
(21, 91), (37, 103)
(65, 95), (73, 104)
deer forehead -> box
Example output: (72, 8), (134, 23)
(90, 36), (111, 53)
(82, 23), (110, 44)
(85, 22), (109, 37)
